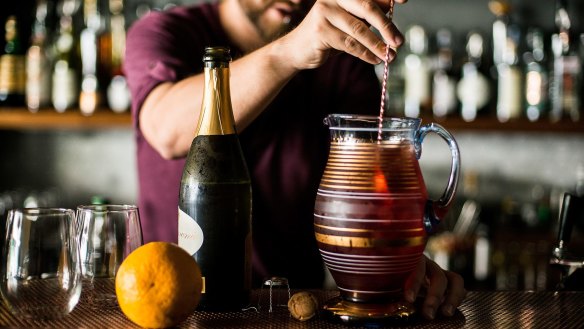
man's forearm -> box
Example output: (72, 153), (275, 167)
(139, 39), (300, 160)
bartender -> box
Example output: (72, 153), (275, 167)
(124, 0), (466, 320)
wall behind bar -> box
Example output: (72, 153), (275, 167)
(420, 132), (584, 205)
(0, 130), (137, 208)
(1, 0), (583, 208)
(124, 0), (583, 32)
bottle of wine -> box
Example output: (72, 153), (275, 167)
(403, 25), (431, 118)
(549, 0), (581, 122)
(0, 15), (26, 107)
(26, 0), (53, 112)
(490, 0), (522, 122)
(106, 0), (131, 113)
(495, 26), (522, 123)
(457, 32), (491, 122)
(178, 46), (252, 311)
(52, 9), (79, 113)
(523, 28), (548, 122)
(79, 0), (105, 115)
(432, 28), (458, 119)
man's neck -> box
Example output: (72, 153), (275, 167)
(219, 0), (265, 54)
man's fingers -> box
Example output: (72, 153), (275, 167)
(312, 2), (394, 64)
(440, 271), (467, 316)
(404, 256), (426, 303)
(422, 259), (448, 320)
(332, 0), (403, 58)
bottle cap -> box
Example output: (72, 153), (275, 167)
(203, 46), (231, 64)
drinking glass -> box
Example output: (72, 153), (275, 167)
(76, 204), (143, 307)
(0, 208), (82, 320)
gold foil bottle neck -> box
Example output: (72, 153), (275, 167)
(195, 47), (236, 136)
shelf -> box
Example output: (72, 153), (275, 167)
(421, 116), (584, 134)
(0, 108), (132, 130)
(0, 107), (583, 133)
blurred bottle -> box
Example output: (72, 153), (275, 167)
(432, 28), (458, 119)
(91, 195), (111, 205)
(404, 25), (431, 118)
(496, 34), (523, 122)
(521, 184), (551, 230)
(474, 224), (491, 285)
(79, 0), (105, 115)
(580, 34), (584, 109)
(98, 0), (113, 92)
(523, 28), (549, 122)
(576, 163), (584, 197)
(0, 16), (26, 107)
(52, 1), (80, 113)
(549, 0), (581, 122)
(26, 0), (53, 112)
(490, 0), (509, 68)
(106, 0), (130, 113)
(490, 0), (522, 122)
(457, 32), (491, 122)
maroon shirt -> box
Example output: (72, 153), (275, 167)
(124, 3), (380, 287)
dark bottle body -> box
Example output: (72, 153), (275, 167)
(178, 46), (252, 311)
(179, 135), (252, 311)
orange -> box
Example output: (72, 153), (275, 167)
(115, 242), (202, 328)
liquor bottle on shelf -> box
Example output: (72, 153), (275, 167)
(457, 32), (491, 122)
(26, 0), (53, 112)
(432, 28), (458, 119)
(549, 0), (581, 122)
(52, 2), (80, 113)
(496, 28), (523, 123)
(79, 0), (105, 115)
(490, 0), (522, 122)
(581, 34), (584, 109)
(403, 25), (431, 118)
(489, 0), (509, 68)
(523, 28), (548, 122)
(178, 47), (252, 311)
(0, 16), (26, 107)
(106, 0), (130, 113)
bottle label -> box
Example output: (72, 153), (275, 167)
(178, 207), (204, 256)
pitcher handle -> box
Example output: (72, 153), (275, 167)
(415, 123), (461, 233)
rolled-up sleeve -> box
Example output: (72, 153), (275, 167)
(123, 11), (195, 130)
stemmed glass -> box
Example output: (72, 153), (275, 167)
(0, 208), (82, 320)
(76, 204), (143, 307)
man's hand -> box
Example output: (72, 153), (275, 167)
(404, 255), (467, 319)
(279, 0), (407, 70)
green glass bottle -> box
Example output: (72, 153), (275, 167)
(0, 16), (26, 107)
(178, 46), (252, 311)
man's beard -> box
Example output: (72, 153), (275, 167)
(244, 0), (306, 43)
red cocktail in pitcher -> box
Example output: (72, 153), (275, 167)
(314, 114), (460, 324)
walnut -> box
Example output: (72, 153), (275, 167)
(287, 291), (319, 321)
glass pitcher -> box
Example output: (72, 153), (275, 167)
(314, 114), (460, 323)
